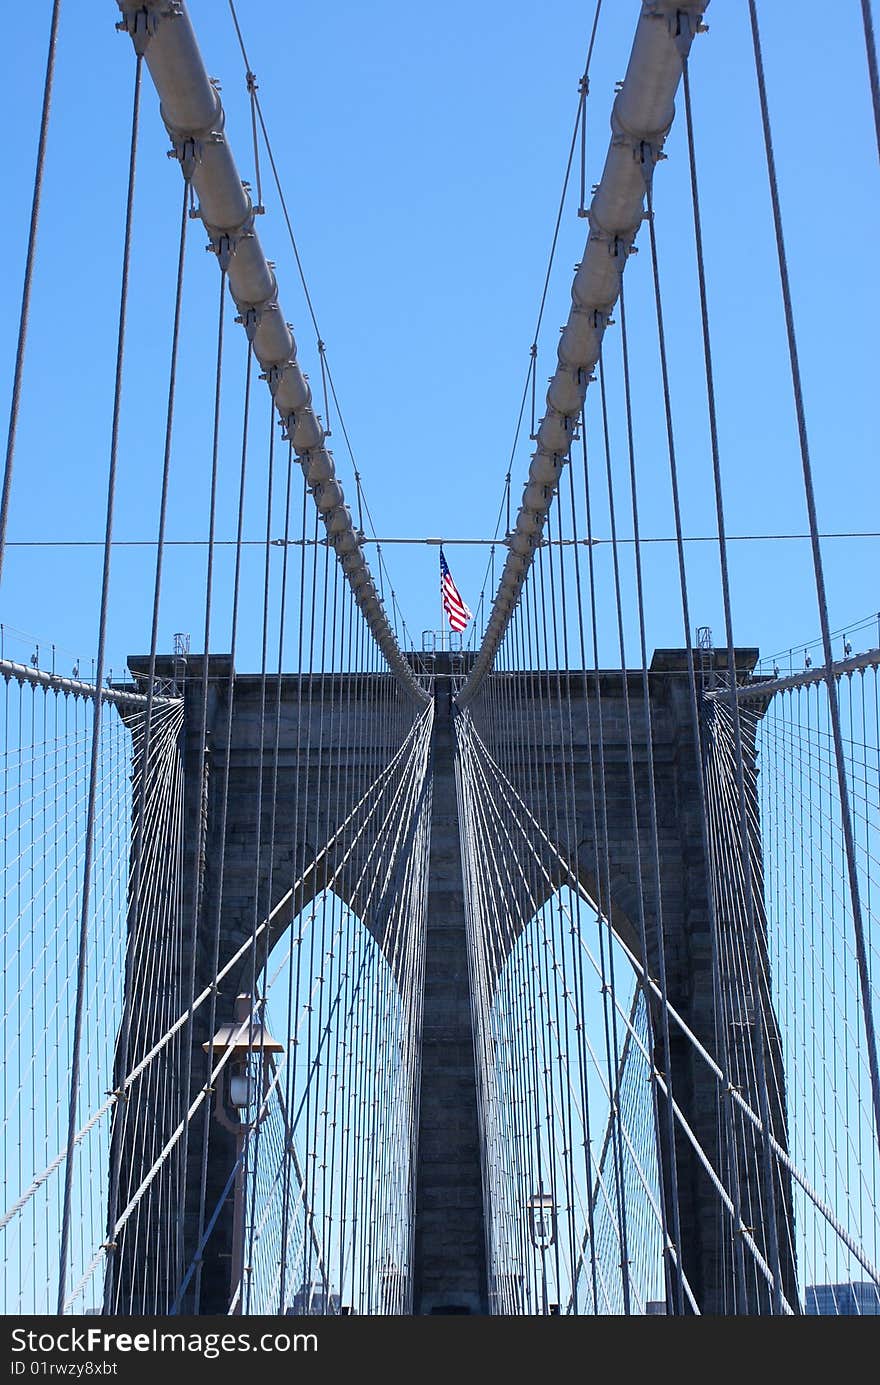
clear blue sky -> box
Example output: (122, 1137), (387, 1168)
(0, 0), (877, 677)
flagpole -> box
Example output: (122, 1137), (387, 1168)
(439, 545), (446, 652)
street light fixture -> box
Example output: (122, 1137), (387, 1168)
(527, 1189), (556, 1316)
(203, 993), (284, 1312)
(526, 1190), (557, 1250)
(204, 993), (283, 1125)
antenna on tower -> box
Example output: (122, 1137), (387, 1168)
(696, 625), (715, 693)
(172, 632), (190, 694)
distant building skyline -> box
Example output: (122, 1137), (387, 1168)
(287, 1282), (341, 1316)
(804, 1282), (880, 1315)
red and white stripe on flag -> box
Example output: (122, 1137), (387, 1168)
(439, 548), (472, 633)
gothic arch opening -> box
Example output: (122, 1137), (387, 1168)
(235, 888), (421, 1315)
(473, 884), (665, 1315)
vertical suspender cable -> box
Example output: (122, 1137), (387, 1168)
(278, 485), (309, 1312)
(681, 38), (785, 1311)
(241, 393), (278, 1315)
(459, 1), (709, 704)
(57, 54), (143, 1315)
(747, 0), (880, 1168)
(0, 0), (62, 588)
(122, 0), (424, 703)
(861, 0), (880, 163)
(175, 269), (227, 1299)
(616, 277), (685, 1313)
(579, 410), (632, 1313)
(104, 174), (189, 1314)
(192, 342), (254, 1313)
(643, 161), (748, 1310)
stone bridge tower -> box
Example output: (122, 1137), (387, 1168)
(113, 648), (794, 1315)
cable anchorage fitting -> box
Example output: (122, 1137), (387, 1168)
(241, 179), (265, 217)
(166, 136), (202, 182)
(164, 104), (226, 183)
(643, 2), (707, 53)
(235, 295), (279, 343)
(260, 361), (290, 396)
(201, 201), (257, 273)
(115, 2), (181, 56)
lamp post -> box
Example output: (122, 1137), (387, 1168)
(527, 1190), (556, 1315)
(203, 993), (283, 1313)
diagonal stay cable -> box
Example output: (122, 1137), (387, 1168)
(465, 710), (880, 1291)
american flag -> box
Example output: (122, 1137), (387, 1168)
(439, 547), (472, 633)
